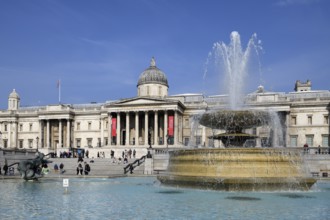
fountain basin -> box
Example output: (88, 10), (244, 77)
(157, 148), (316, 191)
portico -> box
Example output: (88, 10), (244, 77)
(104, 97), (184, 149)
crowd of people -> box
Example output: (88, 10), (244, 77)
(1, 148), (140, 177)
(110, 149), (136, 164)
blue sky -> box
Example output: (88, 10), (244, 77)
(0, 0), (329, 109)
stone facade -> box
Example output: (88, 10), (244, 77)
(0, 58), (329, 158)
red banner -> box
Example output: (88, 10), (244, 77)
(112, 118), (117, 137)
(168, 115), (174, 136)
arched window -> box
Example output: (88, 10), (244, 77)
(159, 86), (162, 96)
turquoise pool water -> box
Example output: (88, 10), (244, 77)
(0, 177), (329, 220)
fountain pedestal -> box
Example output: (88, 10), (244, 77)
(158, 148), (316, 191)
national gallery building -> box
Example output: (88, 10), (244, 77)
(0, 58), (329, 157)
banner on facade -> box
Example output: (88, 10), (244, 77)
(168, 115), (174, 136)
(112, 118), (117, 137)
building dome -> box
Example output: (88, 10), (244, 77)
(137, 57), (168, 87)
(9, 89), (20, 99)
(8, 89), (20, 110)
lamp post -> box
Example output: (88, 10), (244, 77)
(36, 136), (39, 152)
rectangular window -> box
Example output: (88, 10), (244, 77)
(196, 136), (201, 146)
(3, 139), (8, 148)
(252, 128), (257, 135)
(184, 137), (189, 146)
(290, 136), (298, 147)
(19, 124), (23, 132)
(291, 116), (297, 125)
(29, 123), (33, 132)
(307, 115), (313, 125)
(88, 122), (92, 130)
(322, 135), (329, 147)
(77, 122), (80, 130)
(184, 118), (189, 127)
(324, 115), (329, 125)
(4, 124), (7, 131)
(87, 138), (92, 147)
(28, 139), (33, 148)
(208, 139), (214, 147)
(105, 121), (108, 129)
(104, 138), (108, 146)
(306, 135), (314, 147)
(19, 140), (23, 148)
(76, 138), (81, 148)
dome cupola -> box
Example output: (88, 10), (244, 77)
(8, 89), (20, 110)
(137, 58), (169, 98)
(137, 57), (168, 87)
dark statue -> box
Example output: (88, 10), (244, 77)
(9, 152), (52, 180)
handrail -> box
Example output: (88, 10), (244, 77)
(123, 155), (146, 174)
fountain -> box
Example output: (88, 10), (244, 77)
(158, 32), (316, 190)
(199, 109), (272, 147)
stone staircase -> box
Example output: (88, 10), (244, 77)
(40, 157), (146, 177)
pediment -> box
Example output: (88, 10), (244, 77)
(106, 97), (178, 107)
(106, 97), (182, 107)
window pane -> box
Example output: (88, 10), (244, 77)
(322, 136), (329, 147)
(306, 135), (314, 147)
(290, 136), (297, 147)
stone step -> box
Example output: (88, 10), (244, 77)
(45, 158), (145, 176)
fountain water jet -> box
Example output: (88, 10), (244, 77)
(158, 32), (316, 190)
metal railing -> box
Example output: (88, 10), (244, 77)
(123, 155), (146, 174)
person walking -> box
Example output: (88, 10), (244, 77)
(3, 159), (8, 175)
(133, 149), (136, 158)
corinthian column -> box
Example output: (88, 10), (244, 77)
(154, 111), (158, 145)
(116, 113), (120, 145)
(47, 120), (50, 148)
(135, 111), (139, 146)
(108, 114), (112, 145)
(126, 112), (129, 146)
(164, 110), (168, 146)
(101, 118), (104, 147)
(59, 119), (62, 148)
(174, 110), (178, 146)
(67, 120), (70, 148)
(145, 111), (148, 146)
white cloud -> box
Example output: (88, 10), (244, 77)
(275, 0), (321, 6)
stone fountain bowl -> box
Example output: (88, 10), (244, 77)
(157, 148), (316, 191)
(199, 109), (272, 132)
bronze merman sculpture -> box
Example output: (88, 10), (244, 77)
(8, 152), (52, 180)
